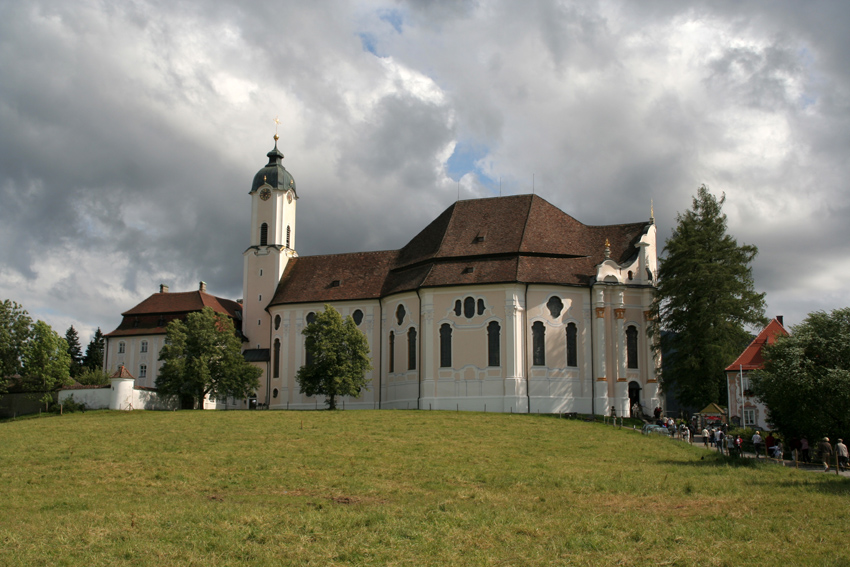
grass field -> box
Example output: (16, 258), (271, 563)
(1, 410), (848, 566)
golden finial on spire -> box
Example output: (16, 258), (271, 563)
(650, 199), (655, 223)
(273, 115), (281, 141)
(604, 238), (611, 260)
(605, 238), (610, 247)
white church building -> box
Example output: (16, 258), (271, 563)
(105, 135), (661, 415)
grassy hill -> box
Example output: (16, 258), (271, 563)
(1, 410), (848, 566)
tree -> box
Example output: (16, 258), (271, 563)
(76, 367), (112, 386)
(0, 299), (33, 394)
(21, 320), (72, 409)
(650, 185), (767, 409)
(156, 307), (261, 409)
(65, 326), (83, 377)
(752, 308), (850, 441)
(82, 327), (104, 371)
(296, 304), (372, 410)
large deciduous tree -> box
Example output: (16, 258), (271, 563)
(752, 308), (850, 441)
(0, 299), (33, 394)
(21, 320), (72, 409)
(296, 305), (372, 410)
(651, 185), (766, 409)
(157, 307), (261, 409)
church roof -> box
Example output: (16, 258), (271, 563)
(105, 288), (241, 338)
(269, 194), (651, 306)
(250, 137), (297, 196)
(725, 317), (788, 372)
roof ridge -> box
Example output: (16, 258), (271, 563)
(517, 194), (536, 253)
(434, 201), (458, 261)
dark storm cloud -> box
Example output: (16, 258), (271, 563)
(2, 0), (850, 339)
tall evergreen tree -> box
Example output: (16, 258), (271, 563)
(83, 327), (105, 371)
(65, 326), (83, 377)
(0, 299), (33, 395)
(296, 304), (372, 410)
(650, 185), (766, 409)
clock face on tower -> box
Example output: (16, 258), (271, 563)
(259, 188), (271, 201)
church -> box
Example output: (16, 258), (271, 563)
(105, 135), (661, 415)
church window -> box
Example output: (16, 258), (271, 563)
(139, 364), (146, 379)
(440, 324), (452, 368)
(260, 223), (268, 246)
(532, 322), (545, 366)
(389, 331), (395, 373)
(627, 271), (633, 280)
(272, 388), (279, 399)
(487, 321), (500, 367)
(286, 226), (291, 248)
(626, 326), (639, 369)
(352, 309), (363, 326)
(140, 340), (148, 353)
(274, 314), (281, 330)
(408, 328), (417, 370)
(306, 312), (316, 325)
(566, 323), (577, 367)
(305, 338), (313, 367)
(258, 320), (261, 326)
(396, 305), (405, 326)
(547, 296), (563, 318)
(258, 294), (262, 302)
(477, 299), (485, 315)
(118, 341), (125, 354)
(464, 297), (475, 318)
(273, 338), (280, 378)
(260, 269), (263, 276)
(454, 300), (462, 316)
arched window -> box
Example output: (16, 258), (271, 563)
(272, 388), (279, 399)
(118, 341), (125, 354)
(260, 222), (268, 246)
(140, 340), (148, 353)
(396, 304), (405, 326)
(440, 324), (452, 368)
(274, 314), (281, 330)
(273, 338), (280, 378)
(477, 299), (486, 315)
(454, 300), (462, 316)
(487, 321), (500, 367)
(547, 296), (564, 318)
(626, 326), (639, 369)
(566, 323), (578, 367)
(532, 321), (545, 366)
(389, 331), (395, 373)
(286, 225), (291, 248)
(352, 309), (363, 326)
(306, 312), (316, 325)
(463, 297), (475, 318)
(408, 328), (417, 370)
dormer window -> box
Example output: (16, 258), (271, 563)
(331, 280), (340, 287)
(463, 266), (474, 274)
(473, 232), (486, 243)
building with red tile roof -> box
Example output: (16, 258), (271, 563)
(725, 317), (788, 429)
(240, 137), (661, 415)
(104, 282), (242, 392)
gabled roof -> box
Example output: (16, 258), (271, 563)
(725, 318), (789, 372)
(699, 402), (726, 415)
(268, 195), (652, 307)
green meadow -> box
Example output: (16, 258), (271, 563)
(1, 410), (848, 566)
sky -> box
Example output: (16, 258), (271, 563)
(2, 0), (849, 345)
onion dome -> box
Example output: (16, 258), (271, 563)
(250, 135), (297, 196)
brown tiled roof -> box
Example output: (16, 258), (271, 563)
(110, 365), (135, 379)
(106, 290), (242, 338)
(725, 318), (788, 372)
(269, 195), (652, 306)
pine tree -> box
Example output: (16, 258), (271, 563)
(296, 304), (372, 410)
(65, 326), (83, 377)
(83, 327), (105, 371)
(650, 185), (767, 409)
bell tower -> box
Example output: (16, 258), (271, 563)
(242, 134), (298, 351)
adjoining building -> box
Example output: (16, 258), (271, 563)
(725, 317), (788, 429)
(105, 135), (662, 414)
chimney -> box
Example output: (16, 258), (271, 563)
(776, 315), (784, 326)
(199, 281), (207, 293)
(160, 284), (169, 293)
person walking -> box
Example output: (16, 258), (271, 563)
(726, 433), (737, 457)
(752, 431), (763, 459)
(702, 427), (709, 447)
(818, 437), (833, 472)
(716, 430), (725, 454)
(836, 439), (848, 472)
